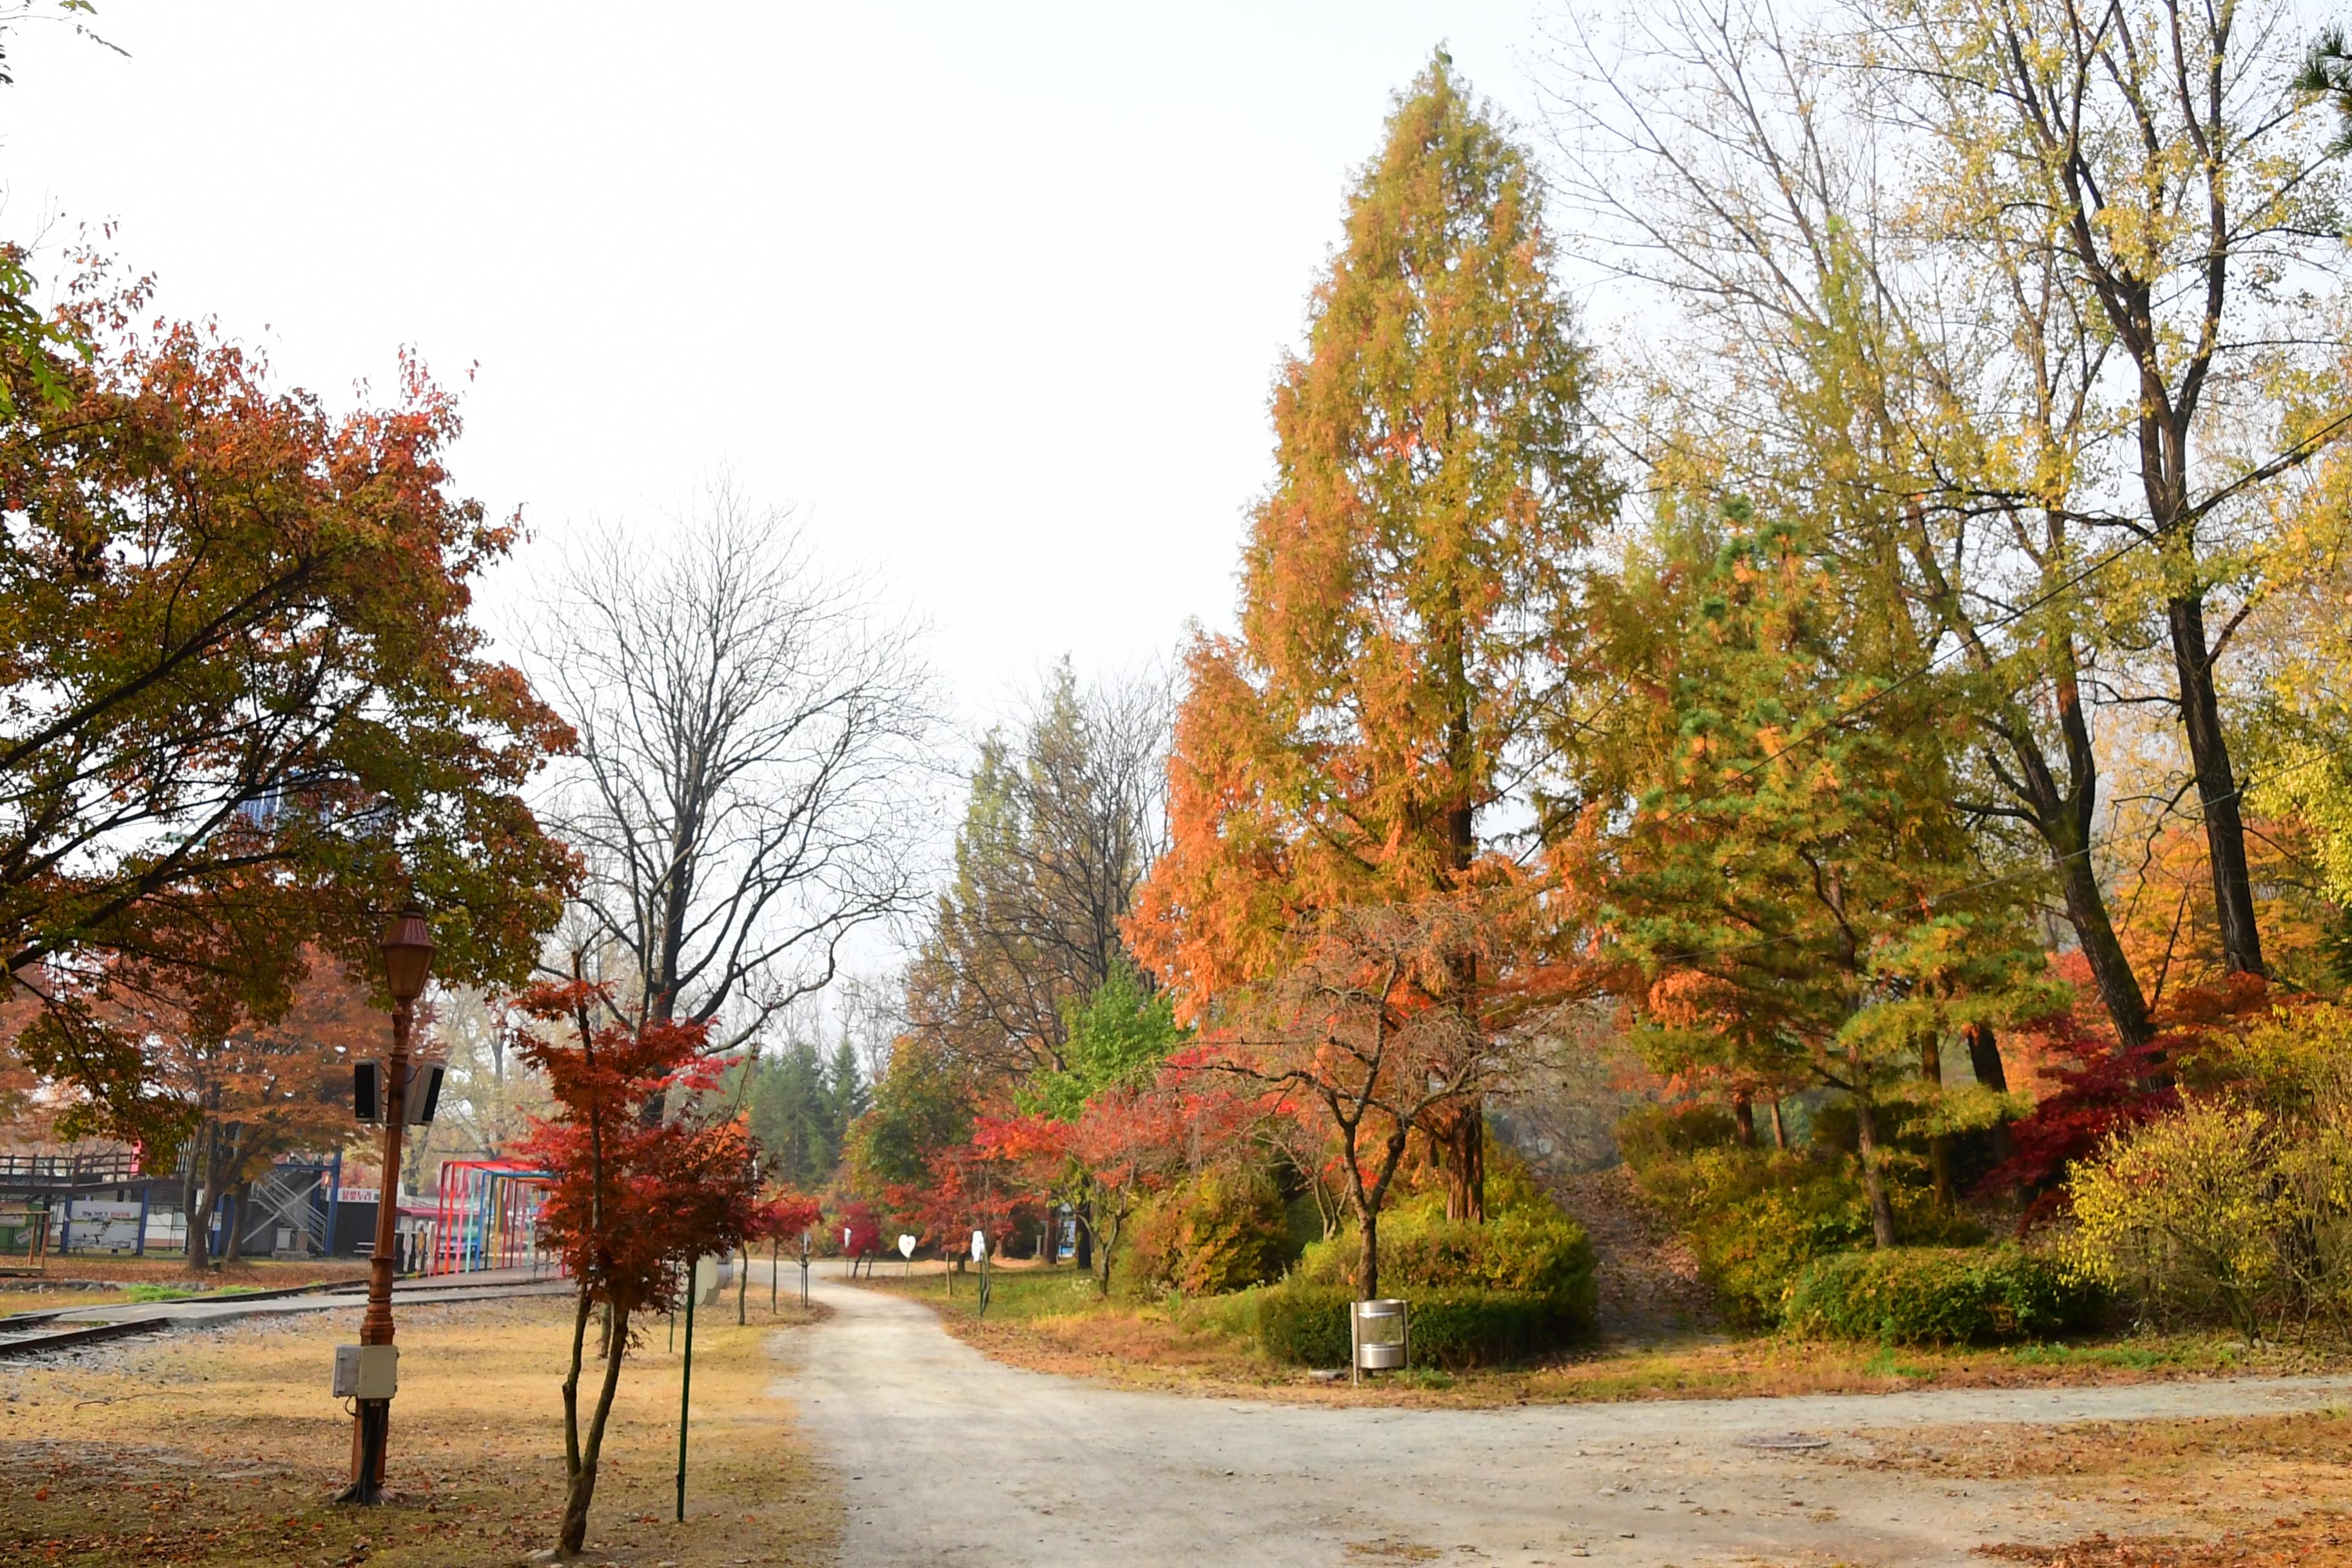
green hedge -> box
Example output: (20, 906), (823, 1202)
(1244, 1283), (1353, 1367)
(1784, 1246), (2106, 1346)
(1291, 1206), (1598, 1316)
(1238, 1282), (1587, 1369)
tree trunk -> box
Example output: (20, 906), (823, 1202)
(2166, 594), (2265, 977)
(1357, 1208), (1380, 1302)
(559, 1302), (631, 1556)
(221, 1178), (253, 1266)
(1439, 1105), (1486, 1224)
(1072, 1203), (1092, 1271)
(1848, 1062), (1898, 1248)
(185, 1131), (224, 1275)
(1964, 1023), (2010, 1093)
(1919, 1038), (1954, 1211)
(1732, 1094), (1757, 1149)
(1903, 536), (2151, 1050)
(184, 1189), (212, 1273)
(560, 1287), (591, 1489)
(1966, 1022), (2015, 1179)
(1769, 1098), (1788, 1150)
(2054, 817), (2153, 1049)
(178, 1151), (202, 1268)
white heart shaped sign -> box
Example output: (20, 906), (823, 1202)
(896, 1233), (916, 1259)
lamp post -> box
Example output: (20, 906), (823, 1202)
(341, 905), (433, 1505)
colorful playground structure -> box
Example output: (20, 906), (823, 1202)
(425, 1159), (556, 1276)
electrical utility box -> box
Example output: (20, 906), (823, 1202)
(332, 1344), (398, 1400)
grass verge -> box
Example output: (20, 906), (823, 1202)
(0, 1293), (838, 1566)
(862, 1264), (2345, 1407)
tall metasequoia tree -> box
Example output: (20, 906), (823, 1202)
(1130, 55), (1614, 1221)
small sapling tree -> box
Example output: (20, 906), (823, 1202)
(516, 974), (761, 1557)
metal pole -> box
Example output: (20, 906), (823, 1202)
(342, 995), (412, 1505)
(325, 1150), (342, 1259)
(675, 1256), (696, 1524)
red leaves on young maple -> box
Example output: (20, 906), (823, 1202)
(1986, 969), (2286, 1228)
(513, 979), (761, 1318)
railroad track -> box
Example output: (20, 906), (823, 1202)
(0, 1315), (170, 1359)
(0, 1271), (571, 1362)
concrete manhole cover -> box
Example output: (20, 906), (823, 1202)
(1734, 1433), (1829, 1451)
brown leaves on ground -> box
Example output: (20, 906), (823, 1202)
(1981, 1513), (2352, 1566)
(1847, 1411), (2352, 1568)
(1848, 1409), (2352, 1484)
(3, 1257), (371, 1289)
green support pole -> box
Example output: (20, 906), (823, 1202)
(675, 1257), (696, 1524)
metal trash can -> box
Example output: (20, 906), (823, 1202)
(1351, 1297), (1408, 1378)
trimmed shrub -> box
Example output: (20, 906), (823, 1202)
(1123, 1167), (1289, 1297)
(1233, 1281), (1586, 1369)
(1292, 1206), (1597, 1317)
(1785, 1246), (2104, 1346)
(1242, 1283), (1353, 1367)
(1406, 1289), (1583, 1367)
(1238, 1195), (1598, 1367)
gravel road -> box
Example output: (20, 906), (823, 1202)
(778, 1266), (2352, 1568)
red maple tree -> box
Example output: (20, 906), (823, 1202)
(514, 974), (761, 1557)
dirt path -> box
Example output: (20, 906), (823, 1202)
(778, 1266), (2352, 1567)
(1547, 1166), (1722, 1344)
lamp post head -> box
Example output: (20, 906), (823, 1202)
(380, 906), (435, 1006)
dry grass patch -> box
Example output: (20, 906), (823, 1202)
(1849, 1407), (2352, 1485)
(0, 1293), (838, 1567)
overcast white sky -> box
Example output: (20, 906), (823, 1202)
(0, 2), (1556, 734)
